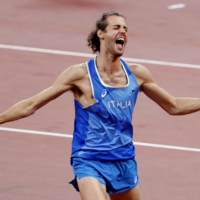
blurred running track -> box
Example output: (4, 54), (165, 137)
(0, 0), (200, 200)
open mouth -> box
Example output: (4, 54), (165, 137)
(116, 38), (125, 49)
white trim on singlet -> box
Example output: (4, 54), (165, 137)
(94, 57), (130, 88)
(86, 61), (95, 98)
(73, 62), (98, 109)
(83, 61), (99, 107)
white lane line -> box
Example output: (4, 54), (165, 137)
(0, 44), (200, 69)
(123, 57), (200, 69)
(0, 127), (72, 138)
(134, 142), (200, 152)
(0, 127), (200, 153)
(168, 4), (186, 10)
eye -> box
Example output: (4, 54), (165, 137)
(113, 25), (120, 30)
(124, 27), (128, 32)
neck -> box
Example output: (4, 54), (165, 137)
(96, 52), (122, 74)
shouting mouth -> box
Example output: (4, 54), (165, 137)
(116, 37), (125, 50)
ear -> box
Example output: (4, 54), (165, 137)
(97, 29), (104, 39)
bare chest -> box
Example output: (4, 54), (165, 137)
(98, 71), (128, 87)
(74, 69), (128, 107)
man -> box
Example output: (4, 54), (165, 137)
(0, 11), (200, 200)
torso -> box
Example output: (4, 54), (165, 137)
(72, 62), (144, 107)
(71, 58), (139, 159)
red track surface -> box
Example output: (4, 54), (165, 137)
(0, 1), (200, 199)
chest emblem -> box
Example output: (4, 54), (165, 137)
(101, 89), (107, 98)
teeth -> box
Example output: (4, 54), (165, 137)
(117, 38), (124, 41)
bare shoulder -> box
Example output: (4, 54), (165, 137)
(56, 62), (88, 85)
(127, 63), (155, 86)
(61, 62), (92, 101)
(62, 62), (87, 81)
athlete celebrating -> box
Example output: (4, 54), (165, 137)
(0, 11), (200, 200)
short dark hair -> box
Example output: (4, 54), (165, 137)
(87, 11), (126, 54)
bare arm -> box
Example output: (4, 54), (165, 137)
(0, 64), (85, 124)
(130, 64), (200, 115)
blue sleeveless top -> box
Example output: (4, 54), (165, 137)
(71, 58), (139, 160)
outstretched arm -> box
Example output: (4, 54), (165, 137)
(0, 85), (67, 124)
(130, 64), (200, 115)
(0, 64), (84, 124)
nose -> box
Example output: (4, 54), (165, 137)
(119, 26), (127, 34)
(120, 28), (126, 33)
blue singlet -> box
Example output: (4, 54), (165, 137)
(71, 58), (139, 160)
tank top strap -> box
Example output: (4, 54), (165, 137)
(86, 58), (99, 82)
(86, 57), (105, 101)
(120, 58), (132, 76)
(120, 58), (139, 87)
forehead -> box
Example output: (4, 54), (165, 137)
(106, 15), (126, 26)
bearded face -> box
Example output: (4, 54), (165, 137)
(99, 15), (128, 57)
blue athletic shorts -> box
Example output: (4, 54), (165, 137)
(69, 157), (139, 194)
